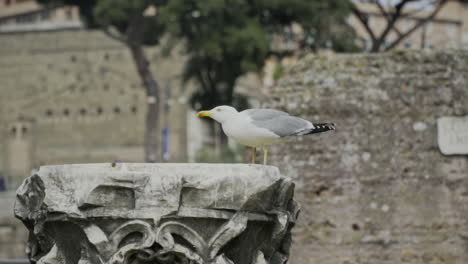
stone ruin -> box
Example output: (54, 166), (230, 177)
(14, 163), (299, 264)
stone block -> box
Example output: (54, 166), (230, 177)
(437, 116), (468, 155)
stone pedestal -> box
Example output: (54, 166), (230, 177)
(14, 163), (299, 264)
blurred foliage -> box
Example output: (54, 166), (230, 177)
(160, 0), (356, 111)
(38, 0), (166, 46)
(195, 144), (245, 163)
(38, 0), (356, 111)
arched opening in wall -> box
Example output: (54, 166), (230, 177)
(63, 109), (70, 116)
(131, 106), (137, 114)
(80, 108), (87, 115)
(97, 107), (103, 115)
(70, 55), (77, 63)
(22, 126), (28, 135)
(10, 127), (16, 136)
(114, 107), (121, 114)
(104, 53), (110, 61)
(46, 109), (53, 117)
(103, 84), (109, 91)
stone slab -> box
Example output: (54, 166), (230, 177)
(437, 116), (468, 155)
(22, 163), (285, 219)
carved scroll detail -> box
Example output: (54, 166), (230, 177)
(156, 212), (248, 263)
(108, 221), (156, 264)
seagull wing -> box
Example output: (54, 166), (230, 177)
(241, 109), (313, 137)
(241, 109), (289, 120)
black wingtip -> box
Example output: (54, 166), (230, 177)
(302, 122), (336, 135)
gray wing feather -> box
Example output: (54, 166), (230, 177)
(242, 109), (289, 120)
(242, 109), (311, 137)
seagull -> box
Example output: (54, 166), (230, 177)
(198, 105), (335, 165)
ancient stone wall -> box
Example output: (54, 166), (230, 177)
(0, 30), (191, 190)
(267, 50), (468, 264)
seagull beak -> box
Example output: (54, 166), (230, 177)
(197, 110), (212, 117)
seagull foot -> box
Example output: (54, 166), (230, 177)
(263, 147), (268, 165)
(251, 147), (257, 164)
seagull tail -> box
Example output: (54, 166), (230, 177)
(297, 123), (336, 135)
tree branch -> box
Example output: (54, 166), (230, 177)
(126, 13), (148, 46)
(125, 1), (151, 46)
(384, 0), (448, 51)
(375, 1), (403, 37)
(351, 4), (377, 43)
(392, 26), (403, 37)
(375, 0), (390, 21)
(373, 0), (411, 51)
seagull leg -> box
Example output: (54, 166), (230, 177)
(251, 147), (257, 164)
(263, 146), (268, 165)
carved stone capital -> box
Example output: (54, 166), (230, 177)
(15, 164), (299, 264)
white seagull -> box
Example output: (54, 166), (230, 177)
(198, 105), (335, 165)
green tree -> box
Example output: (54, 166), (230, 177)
(161, 0), (355, 111)
(38, 0), (166, 162)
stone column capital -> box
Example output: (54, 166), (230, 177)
(15, 163), (299, 264)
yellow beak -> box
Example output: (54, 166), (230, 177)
(197, 110), (212, 117)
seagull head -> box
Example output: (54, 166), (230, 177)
(198, 105), (238, 123)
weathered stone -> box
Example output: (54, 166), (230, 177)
(437, 116), (468, 155)
(266, 50), (468, 264)
(14, 163), (299, 264)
